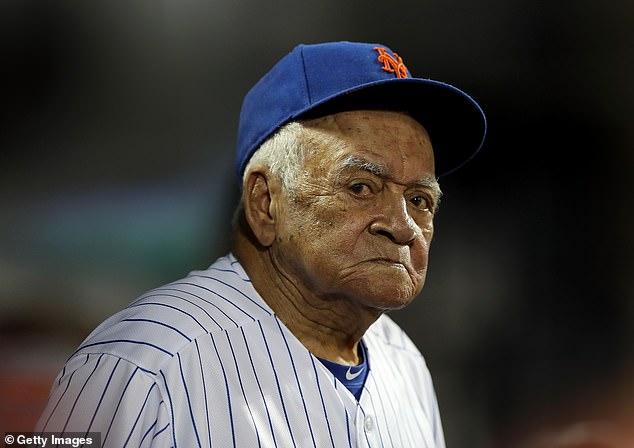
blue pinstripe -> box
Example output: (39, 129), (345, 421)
(40, 354), (89, 431)
(139, 418), (158, 446)
(193, 339), (212, 445)
(240, 327), (277, 446)
(363, 383), (388, 448)
(148, 289), (237, 328)
(372, 333), (431, 445)
(358, 406), (374, 447)
(121, 318), (192, 342)
(369, 346), (402, 445)
(309, 355), (336, 448)
(86, 357), (121, 434)
(37, 254), (446, 447)
(152, 422), (169, 442)
(160, 370), (177, 448)
(344, 409), (352, 448)
(171, 281), (258, 322)
(176, 353), (202, 448)
(148, 288), (226, 327)
(210, 332), (236, 448)
(122, 383), (158, 448)
(62, 354), (104, 432)
(58, 364), (67, 385)
(102, 366), (139, 446)
(129, 297), (212, 331)
(189, 275), (270, 315)
(276, 317), (317, 448)
(77, 340), (172, 357)
(225, 331), (262, 448)
(259, 321), (297, 448)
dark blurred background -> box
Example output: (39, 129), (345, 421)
(1, 1), (632, 446)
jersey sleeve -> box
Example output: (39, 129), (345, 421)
(36, 352), (173, 447)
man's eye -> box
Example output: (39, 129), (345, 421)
(349, 183), (372, 195)
(410, 195), (429, 209)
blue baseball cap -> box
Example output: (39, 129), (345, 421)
(236, 41), (487, 177)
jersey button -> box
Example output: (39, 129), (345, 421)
(364, 415), (374, 431)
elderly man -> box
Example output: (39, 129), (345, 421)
(37, 41), (486, 447)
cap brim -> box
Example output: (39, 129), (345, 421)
(296, 78), (487, 177)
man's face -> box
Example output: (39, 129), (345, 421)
(271, 110), (439, 312)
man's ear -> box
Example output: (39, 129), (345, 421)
(243, 169), (280, 247)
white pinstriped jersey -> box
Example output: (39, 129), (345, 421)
(37, 254), (445, 447)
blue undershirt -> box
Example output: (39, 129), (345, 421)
(317, 342), (369, 401)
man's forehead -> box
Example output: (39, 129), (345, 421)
(299, 110), (437, 182)
(303, 110), (434, 155)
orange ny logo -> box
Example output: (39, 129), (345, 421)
(374, 47), (409, 79)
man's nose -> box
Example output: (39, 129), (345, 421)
(369, 196), (417, 245)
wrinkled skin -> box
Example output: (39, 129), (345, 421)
(271, 110), (439, 311)
(236, 110), (441, 363)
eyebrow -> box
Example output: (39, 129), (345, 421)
(335, 155), (442, 196)
(336, 155), (388, 178)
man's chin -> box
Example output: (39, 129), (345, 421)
(346, 278), (423, 311)
(363, 261), (424, 289)
(365, 292), (419, 312)
(333, 261), (426, 307)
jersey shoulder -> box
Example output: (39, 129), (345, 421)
(70, 254), (273, 376)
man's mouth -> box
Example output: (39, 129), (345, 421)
(368, 258), (407, 269)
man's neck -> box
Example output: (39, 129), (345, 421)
(233, 231), (380, 366)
